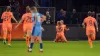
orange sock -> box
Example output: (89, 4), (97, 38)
(3, 34), (7, 40)
(8, 33), (11, 44)
(88, 37), (92, 47)
(26, 37), (30, 47)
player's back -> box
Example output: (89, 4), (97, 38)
(1, 11), (13, 23)
(22, 13), (32, 24)
(84, 16), (96, 30)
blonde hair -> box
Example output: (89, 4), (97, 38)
(31, 7), (38, 12)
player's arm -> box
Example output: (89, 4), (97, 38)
(82, 21), (86, 28)
(41, 15), (46, 22)
(12, 15), (18, 23)
(15, 19), (23, 29)
(56, 26), (59, 32)
(41, 27), (44, 31)
(95, 21), (98, 32)
(64, 25), (69, 31)
(1, 12), (4, 19)
(82, 18), (86, 28)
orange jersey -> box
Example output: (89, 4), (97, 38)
(22, 13), (32, 24)
(1, 11), (13, 23)
(22, 13), (32, 32)
(56, 24), (66, 33)
(84, 16), (96, 30)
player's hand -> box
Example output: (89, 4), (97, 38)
(67, 28), (70, 31)
(14, 26), (18, 30)
(41, 27), (44, 31)
(97, 28), (98, 32)
(16, 21), (18, 23)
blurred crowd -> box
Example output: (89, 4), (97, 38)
(56, 9), (96, 25)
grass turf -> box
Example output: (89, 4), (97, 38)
(0, 41), (100, 56)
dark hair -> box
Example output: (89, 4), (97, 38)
(6, 6), (11, 12)
(88, 11), (92, 16)
(26, 6), (31, 13)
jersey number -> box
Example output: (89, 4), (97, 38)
(26, 16), (32, 23)
(89, 20), (92, 26)
(4, 16), (9, 21)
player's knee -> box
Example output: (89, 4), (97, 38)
(89, 33), (93, 37)
(8, 31), (11, 34)
(39, 37), (42, 43)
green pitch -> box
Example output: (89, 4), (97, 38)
(0, 41), (100, 56)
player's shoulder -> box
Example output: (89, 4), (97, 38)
(2, 11), (7, 14)
(23, 13), (26, 16)
(8, 12), (13, 14)
(56, 25), (58, 28)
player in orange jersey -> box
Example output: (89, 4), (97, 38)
(82, 11), (98, 48)
(1, 6), (18, 46)
(54, 21), (69, 42)
(15, 6), (32, 47)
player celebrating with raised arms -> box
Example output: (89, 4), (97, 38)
(15, 6), (32, 47)
(1, 6), (18, 46)
(82, 11), (98, 48)
(28, 7), (46, 52)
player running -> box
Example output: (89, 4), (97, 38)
(1, 6), (18, 46)
(15, 6), (32, 47)
(28, 7), (46, 52)
(54, 20), (69, 42)
(82, 11), (98, 48)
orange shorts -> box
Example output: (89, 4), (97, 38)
(2, 23), (12, 31)
(23, 24), (32, 32)
(56, 32), (65, 38)
(86, 29), (96, 36)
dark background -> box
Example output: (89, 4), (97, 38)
(1, 0), (100, 12)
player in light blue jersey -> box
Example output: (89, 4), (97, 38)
(28, 7), (46, 52)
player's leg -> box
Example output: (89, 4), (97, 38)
(91, 30), (96, 41)
(38, 36), (43, 52)
(54, 34), (58, 42)
(7, 24), (12, 46)
(26, 30), (31, 47)
(34, 37), (39, 42)
(61, 33), (68, 43)
(28, 36), (34, 52)
(23, 25), (29, 47)
(2, 24), (7, 44)
(2, 28), (7, 44)
(91, 33), (96, 40)
(55, 33), (61, 42)
(88, 36), (93, 48)
(88, 30), (96, 48)
(38, 31), (43, 52)
(28, 27), (35, 52)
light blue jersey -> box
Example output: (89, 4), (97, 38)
(32, 12), (43, 37)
